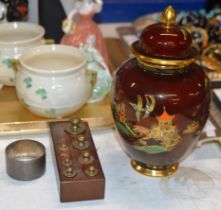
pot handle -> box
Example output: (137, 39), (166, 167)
(197, 137), (221, 148)
(8, 59), (21, 73)
(41, 39), (55, 45)
(85, 69), (97, 89)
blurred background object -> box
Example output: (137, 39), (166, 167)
(27, 0), (208, 24)
(93, 0), (206, 22)
(206, 0), (221, 11)
(0, 0), (28, 21)
(38, 0), (66, 43)
(23, 0), (209, 42)
(12, 0), (221, 51)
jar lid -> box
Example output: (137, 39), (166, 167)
(131, 6), (198, 69)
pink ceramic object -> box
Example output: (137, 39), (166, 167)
(60, 1), (110, 71)
(60, 1), (112, 103)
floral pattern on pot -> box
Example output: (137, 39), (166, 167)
(2, 58), (14, 69)
(35, 88), (47, 100)
(2, 58), (20, 84)
(113, 95), (200, 154)
(9, 77), (14, 83)
(23, 77), (32, 88)
(2, 58), (20, 72)
(45, 108), (56, 116)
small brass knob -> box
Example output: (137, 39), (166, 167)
(77, 135), (85, 147)
(72, 135), (90, 150)
(85, 166), (98, 177)
(79, 151), (94, 164)
(65, 118), (86, 136)
(83, 151), (90, 159)
(71, 118), (81, 126)
(78, 135), (85, 141)
(63, 167), (77, 178)
(70, 118), (80, 133)
(59, 143), (68, 151)
(62, 158), (73, 167)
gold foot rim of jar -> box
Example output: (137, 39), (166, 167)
(131, 160), (178, 177)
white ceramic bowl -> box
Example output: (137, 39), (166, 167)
(0, 22), (45, 86)
(15, 44), (92, 118)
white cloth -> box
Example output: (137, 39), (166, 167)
(0, 128), (220, 210)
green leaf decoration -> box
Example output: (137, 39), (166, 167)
(129, 102), (141, 122)
(45, 108), (56, 116)
(129, 95), (143, 122)
(129, 102), (137, 111)
(35, 88), (47, 100)
(146, 145), (168, 154)
(23, 77), (32, 88)
(115, 121), (135, 136)
(137, 95), (143, 110)
(2, 58), (13, 69)
(135, 111), (141, 122)
(9, 77), (14, 83)
(134, 145), (168, 154)
(114, 101), (120, 113)
(124, 123), (137, 136)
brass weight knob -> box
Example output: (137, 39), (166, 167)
(83, 151), (90, 160)
(65, 118), (86, 136)
(72, 135), (90, 150)
(84, 166), (98, 177)
(59, 143), (68, 151)
(79, 151), (94, 164)
(70, 118), (81, 133)
(62, 158), (73, 167)
(63, 167), (77, 178)
(77, 135), (86, 146)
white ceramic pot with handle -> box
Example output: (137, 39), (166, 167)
(16, 44), (92, 118)
(0, 22), (45, 87)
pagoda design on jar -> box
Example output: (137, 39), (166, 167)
(111, 6), (211, 177)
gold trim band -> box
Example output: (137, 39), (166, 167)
(131, 160), (178, 177)
(131, 46), (198, 70)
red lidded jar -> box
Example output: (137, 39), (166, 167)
(111, 6), (210, 176)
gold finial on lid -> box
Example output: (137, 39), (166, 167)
(162, 6), (176, 27)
